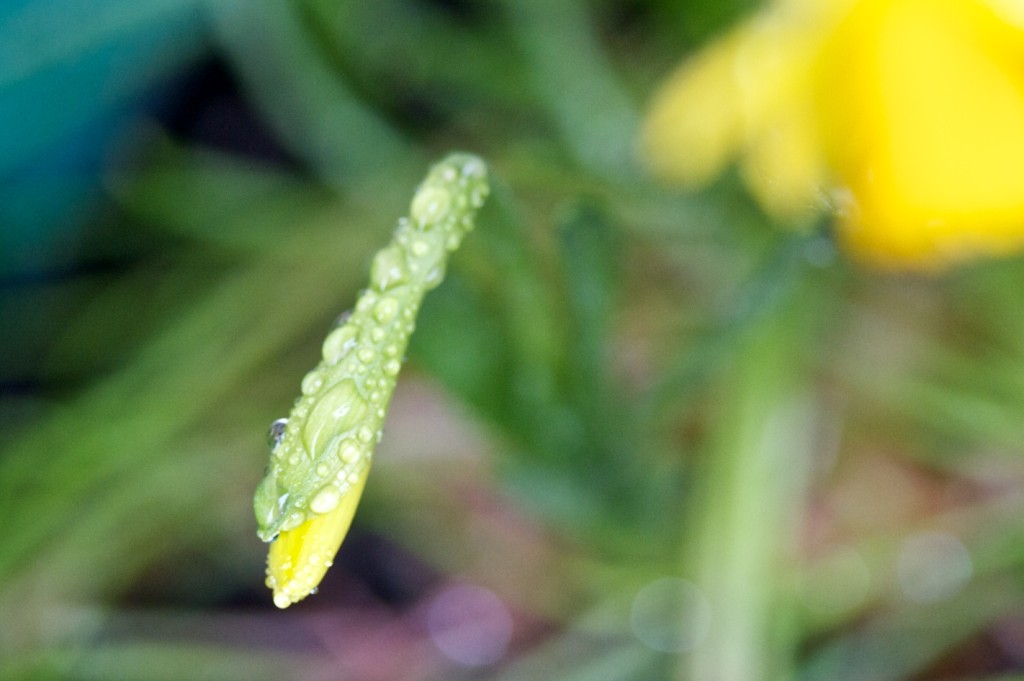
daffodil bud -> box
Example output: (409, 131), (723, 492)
(255, 153), (489, 608)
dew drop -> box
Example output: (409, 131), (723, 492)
(412, 186), (452, 224)
(357, 348), (376, 364)
(315, 463), (330, 477)
(310, 484), (342, 514)
(322, 326), (358, 364)
(267, 418), (289, 451)
(371, 245), (411, 290)
(374, 298), (399, 323)
(338, 442), (360, 463)
(370, 328), (385, 343)
(300, 370), (323, 395)
(332, 310), (352, 328)
(411, 239), (430, 257)
(383, 359), (402, 376)
(273, 592), (292, 609)
(356, 293), (378, 312)
(461, 158), (485, 179)
(357, 426), (374, 443)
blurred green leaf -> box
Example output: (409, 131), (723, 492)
(500, 0), (639, 178)
(799, 581), (1021, 681)
(206, 0), (412, 187)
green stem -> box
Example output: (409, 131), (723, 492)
(680, 270), (823, 681)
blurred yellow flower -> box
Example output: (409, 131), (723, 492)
(642, 0), (1024, 269)
(265, 467), (368, 609)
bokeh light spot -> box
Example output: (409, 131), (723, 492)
(897, 531), (973, 603)
(427, 584), (513, 667)
(801, 545), (872, 616)
(629, 577), (711, 653)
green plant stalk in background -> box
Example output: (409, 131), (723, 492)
(682, 268), (823, 681)
(254, 153), (489, 608)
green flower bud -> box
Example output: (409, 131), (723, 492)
(254, 153), (489, 553)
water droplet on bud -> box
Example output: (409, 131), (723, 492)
(310, 484), (342, 514)
(267, 418), (289, 451)
(374, 298), (399, 323)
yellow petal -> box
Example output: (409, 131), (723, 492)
(641, 29), (750, 187)
(740, 98), (827, 222)
(642, 9), (831, 220)
(265, 467), (369, 608)
(820, 0), (1024, 268)
(986, 0), (1024, 30)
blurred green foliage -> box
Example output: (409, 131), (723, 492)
(3, 0), (1024, 679)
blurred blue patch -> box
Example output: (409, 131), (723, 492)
(0, 0), (208, 278)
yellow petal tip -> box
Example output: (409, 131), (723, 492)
(264, 466), (369, 608)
